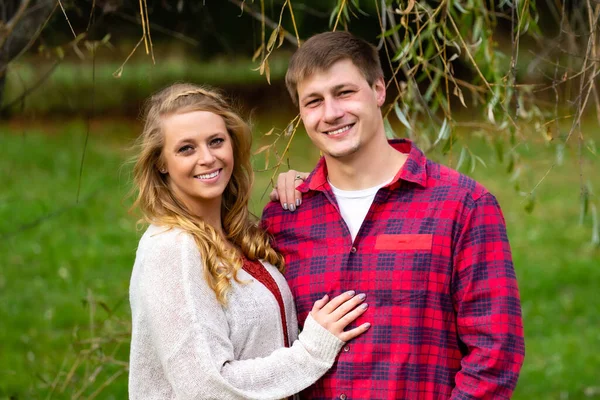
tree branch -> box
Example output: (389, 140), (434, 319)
(227, 0), (297, 46)
(0, 0), (32, 49)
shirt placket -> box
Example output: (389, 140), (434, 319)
(318, 186), (395, 399)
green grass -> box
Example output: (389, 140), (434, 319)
(0, 117), (599, 399)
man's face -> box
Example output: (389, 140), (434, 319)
(297, 59), (385, 160)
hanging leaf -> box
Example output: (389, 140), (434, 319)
(264, 147), (271, 170)
(453, 85), (467, 107)
(433, 119), (450, 147)
(579, 185), (589, 225)
(456, 147), (469, 171)
(494, 137), (504, 163)
(264, 59), (271, 84)
(591, 204), (600, 246)
(394, 102), (412, 132)
(277, 28), (286, 48)
(252, 44), (264, 62)
(395, 0), (416, 15)
(254, 144), (271, 155)
(264, 128), (275, 137)
(524, 194), (535, 214)
(267, 27), (279, 52)
(384, 116), (397, 139)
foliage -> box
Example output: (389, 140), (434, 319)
(248, 0), (600, 245)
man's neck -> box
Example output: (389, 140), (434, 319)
(325, 138), (407, 191)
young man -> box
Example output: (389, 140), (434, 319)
(262, 31), (524, 399)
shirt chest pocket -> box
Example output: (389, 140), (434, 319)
(373, 234), (433, 304)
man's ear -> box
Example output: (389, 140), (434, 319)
(373, 77), (386, 107)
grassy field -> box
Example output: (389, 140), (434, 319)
(1, 116), (599, 399)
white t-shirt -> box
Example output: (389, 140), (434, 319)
(329, 177), (393, 242)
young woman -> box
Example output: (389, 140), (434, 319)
(128, 83), (371, 399)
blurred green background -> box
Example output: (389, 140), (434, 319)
(1, 1), (599, 399)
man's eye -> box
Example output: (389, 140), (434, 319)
(305, 99), (320, 107)
(339, 90), (353, 96)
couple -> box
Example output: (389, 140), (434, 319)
(128, 32), (525, 399)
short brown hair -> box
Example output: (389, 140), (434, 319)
(285, 31), (384, 106)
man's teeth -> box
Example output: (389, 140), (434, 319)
(196, 170), (219, 180)
(327, 125), (352, 136)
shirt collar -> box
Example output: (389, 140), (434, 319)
(298, 139), (428, 193)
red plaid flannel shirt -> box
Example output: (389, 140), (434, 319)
(261, 140), (524, 399)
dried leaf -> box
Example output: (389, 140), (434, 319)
(254, 144), (271, 155)
(264, 147), (270, 170)
(395, 0), (415, 15)
(112, 66), (123, 79)
(277, 28), (286, 48)
(264, 128), (275, 137)
(267, 27), (279, 51)
(252, 44), (264, 62)
(265, 59), (271, 84)
(453, 85), (467, 108)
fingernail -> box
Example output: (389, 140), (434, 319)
(361, 303), (368, 309)
(358, 293), (366, 300)
(346, 290), (356, 297)
(289, 204), (296, 212)
(283, 203), (288, 210)
(296, 199), (301, 207)
(364, 322), (371, 328)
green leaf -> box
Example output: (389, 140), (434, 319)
(556, 143), (565, 166)
(506, 152), (515, 174)
(494, 138), (504, 163)
(524, 194), (535, 214)
(393, 102), (412, 132)
(433, 119), (450, 147)
(580, 185), (589, 225)
(442, 133), (458, 155)
(591, 204), (600, 246)
(384, 116), (397, 139)
(456, 147), (469, 172)
(454, 1), (469, 14)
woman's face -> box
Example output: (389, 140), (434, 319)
(160, 110), (234, 216)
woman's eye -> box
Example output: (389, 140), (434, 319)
(178, 145), (194, 153)
(210, 138), (225, 146)
(305, 99), (320, 107)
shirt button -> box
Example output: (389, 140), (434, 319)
(340, 394), (347, 400)
(350, 246), (357, 253)
(343, 345), (350, 352)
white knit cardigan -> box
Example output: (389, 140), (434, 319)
(128, 224), (343, 399)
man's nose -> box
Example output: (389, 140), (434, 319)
(323, 98), (344, 123)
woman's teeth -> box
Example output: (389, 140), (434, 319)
(196, 170), (219, 180)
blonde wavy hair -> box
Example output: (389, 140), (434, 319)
(131, 83), (284, 304)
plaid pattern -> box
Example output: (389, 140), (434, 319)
(261, 140), (524, 399)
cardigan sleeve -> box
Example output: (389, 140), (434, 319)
(131, 229), (343, 400)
